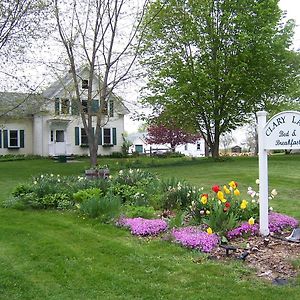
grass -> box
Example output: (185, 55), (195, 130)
(0, 155), (300, 299)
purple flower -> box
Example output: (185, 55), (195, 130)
(172, 226), (219, 253)
(227, 223), (259, 239)
(117, 217), (168, 236)
(227, 212), (299, 239)
(268, 212), (298, 233)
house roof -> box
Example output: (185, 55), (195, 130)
(0, 92), (46, 118)
(43, 65), (129, 115)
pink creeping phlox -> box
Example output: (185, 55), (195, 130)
(117, 217), (168, 236)
(227, 212), (299, 239)
(172, 227), (219, 253)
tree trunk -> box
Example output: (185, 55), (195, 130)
(89, 140), (98, 167)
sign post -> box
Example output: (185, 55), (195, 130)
(256, 111), (269, 236)
(256, 110), (300, 236)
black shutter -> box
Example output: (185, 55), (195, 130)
(20, 130), (25, 148)
(75, 127), (80, 145)
(3, 130), (8, 148)
(112, 128), (117, 145)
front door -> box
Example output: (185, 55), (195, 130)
(54, 130), (66, 155)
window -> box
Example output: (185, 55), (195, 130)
(9, 130), (19, 147)
(3, 129), (24, 148)
(82, 79), (89, 89)
(103, 128), (111, 144)
(184, 144), (188, 151)
(50, 130), (54, 142)
(82, 100), (88, 113)
(55, 98), (71, 115)
(75, 127), (116, 146)
(61, 99), (70, 114)
(197, 142), (201, 151)
(81, 128), (88, 145)
(56, 130), (64, 142)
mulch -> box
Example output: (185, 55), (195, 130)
(206, 232), (300, 283)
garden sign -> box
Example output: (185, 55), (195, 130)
(257, 111), (300, 236)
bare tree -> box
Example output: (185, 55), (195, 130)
(220, 132), (235, 154)
(54, 0), (151, 166)
(0, 0), (50, 57)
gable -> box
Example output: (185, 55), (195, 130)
(43, 65), (129, 115)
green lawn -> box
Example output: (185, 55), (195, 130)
(0, 155), (300, 299)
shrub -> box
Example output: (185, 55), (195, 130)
(7, 174), (111, 210)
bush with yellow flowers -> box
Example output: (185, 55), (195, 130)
(189, 181), (259, 235)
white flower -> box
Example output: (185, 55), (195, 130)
(252, 199), (256, 203)
(255, 179), (260, 185)
(57, 179), (61, 182)
(34, 181), (37, 185)
(269, 206), (273, 211)
(271, 189), (277, 197)
(119, 170), (123, 175)
(40, 174), (44, 178)
(50, 174), (54, 177)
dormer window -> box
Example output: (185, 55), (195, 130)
(82, 79), (89, 89)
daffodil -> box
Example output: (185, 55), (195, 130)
(207, 227), (213, 234)
(271, 189), (277, 197)
(248, 217), (255, 225)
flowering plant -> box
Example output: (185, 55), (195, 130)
(189, 180), (260, 234)
(172, 226), (219, 253)
(227, 212), (299, 239)
(117, 217), (168, 236)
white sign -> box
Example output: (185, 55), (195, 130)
(264, 111), (300, 149)
(257, 110), (300, 236)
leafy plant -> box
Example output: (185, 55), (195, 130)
(73, 188), (103, 203)
(79, 193), (121, 221)
(122, 205), (157, 219)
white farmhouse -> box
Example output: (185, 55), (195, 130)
(127, 132), (206, 157)
(0, 67), (129, 157)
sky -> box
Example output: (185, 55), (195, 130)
(124, 0), (300, 134)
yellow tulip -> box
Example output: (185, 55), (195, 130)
(223, 185), (231, 194)
(207, 227), (213, 235)
(229, 181), (237, 189)
(248, 217), (255, 225)
(240, 199), (248, 209)
(234, 189), (240, 196)
(201, 195), (208, 205)
(217, 191), (225, 201)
